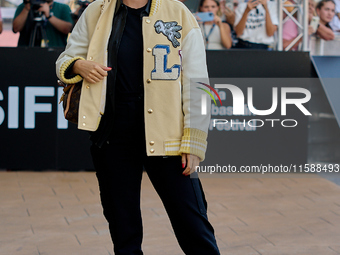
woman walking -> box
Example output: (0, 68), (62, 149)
(56, 0), (220, 254)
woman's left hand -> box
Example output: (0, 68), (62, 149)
(182, 153), (200, 176)
(258, 0), (268, 9)
(224, 6), (236, 25)
(214, 15), (223, 27)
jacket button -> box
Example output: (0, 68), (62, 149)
(147, 48), (152, 52)
(149, 141), (155, 145)
(146, 19), (151, 24)
(148, 109), (153, 114)
(83, 115), (86, 119)
(150, 149), (155, 153)
(82, 123), (86, 126)
(146, 79), (151, 83)
(86, 85), (90, 89)
(89, 57), (93, 60)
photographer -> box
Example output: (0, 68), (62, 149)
(12, 0), (73, 47)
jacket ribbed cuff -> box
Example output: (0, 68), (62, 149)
(178, 128), (208, 162)
(59, 56), (85, 84)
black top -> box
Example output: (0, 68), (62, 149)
(89, 0), (151, 148)
(115, 4), (146, 96)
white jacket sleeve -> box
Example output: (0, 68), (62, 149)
(178, 27), (211, 162)
(55, 7), (90, 84)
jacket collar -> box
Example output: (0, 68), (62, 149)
(115, 0), (151, 15)
(114, 0), (160, 16)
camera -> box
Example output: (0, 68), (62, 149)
(23, 0), (47, 11)
(23, 0), (48, 21)
(31, 0), (47, 11)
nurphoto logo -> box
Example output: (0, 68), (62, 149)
(198, 82), (312, 128)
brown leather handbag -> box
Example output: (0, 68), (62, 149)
(58, 80), (82, 124)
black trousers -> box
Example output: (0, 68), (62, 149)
(90, 96), (220, 255)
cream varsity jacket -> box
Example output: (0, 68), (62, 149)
(56, 0), (211, 161)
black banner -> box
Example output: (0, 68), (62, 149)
(0, 48), (312, 170)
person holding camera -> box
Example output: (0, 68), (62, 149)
(234, 0), (278, 49)
(12, 0), (73, 47)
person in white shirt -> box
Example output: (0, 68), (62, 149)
(234, 0), (278, 49)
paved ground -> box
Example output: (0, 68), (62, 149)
(1, 171), (340, 255)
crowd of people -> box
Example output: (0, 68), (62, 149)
(282, 0), (336, 50)
(6, 0), (340, 50)
(197, 0), (339, 50)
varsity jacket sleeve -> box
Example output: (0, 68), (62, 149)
(55, 5), (92, 84)
(178, 22), (211, 162)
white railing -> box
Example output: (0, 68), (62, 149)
(310, 34), (340, 55)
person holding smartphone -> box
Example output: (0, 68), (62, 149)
(308, 0), (334, 41)
(198, 0), (232, 49)
(234, 0), (278, 49)
(220, 0), (238, 26)
(12, 0), (73, 47)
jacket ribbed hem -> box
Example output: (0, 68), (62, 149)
(178, 128), (208, 162)
(164, 140), (181, 155)
(59, 56), (85, 84)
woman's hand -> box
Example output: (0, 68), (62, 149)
(246, 0), (260, 11)
(73, 60), (112, 84)
(38, 2), (50, 17)
(224, 6), (236, 26)
(258, 0), (267, 9)
(182, 153), (200, 176)
(194, 12), (203, 24)
(213, 15), (223, 27)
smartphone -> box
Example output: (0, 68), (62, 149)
(226, 2), (233, 9)
(196, 12), (214, 22)
(310, 16), (320, 32)
(225, 0), (234, 10)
